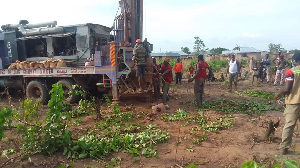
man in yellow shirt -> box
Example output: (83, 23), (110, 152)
(275, 52), (300, 155)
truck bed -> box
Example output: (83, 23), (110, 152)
(0, 66), (95, 77)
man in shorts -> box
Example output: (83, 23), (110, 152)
(133, 39), (147, 92)
(227, 54), (241, 92)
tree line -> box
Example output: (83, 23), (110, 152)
(181, 37), (299, 56)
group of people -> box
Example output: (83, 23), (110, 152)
(250, 52), (291, 86)
(133, 40), (300, 155)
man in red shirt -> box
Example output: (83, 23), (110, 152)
(174, 58), (183, 85)
(160, 57), (173, 104)
(275, 52), (300, 155)
(152, 57), (161, 101)
(188, 55), (210, 108)
(189, 65), (194, 77)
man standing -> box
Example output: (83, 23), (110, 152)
(189, 65), (194, 77)
(249, 57), (254, 74)
(188, 55), (210, 108)
(160, 57), (172, 104)
(274, 52), (300, 155)
(152, 58), (161, 101)
(174, 58), (183, 85)
(274, 54), (290, 86)
(261, 53), (271, 83)
(133, 39), (147, 92)
(227, 54), (241, 92)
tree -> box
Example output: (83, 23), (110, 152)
(289, 49), (300, 54)
(181, 47), (191, 55)
(193, 36), (206, 55)
(210, 47), (228, 55)
(268, 43), (284, 54)
(233, 44), (240, 51)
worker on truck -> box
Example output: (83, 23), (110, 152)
(133, 39), (147, 92)
(274, 52), (300, 155)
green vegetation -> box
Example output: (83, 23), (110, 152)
(0, 107), (13, 140)
(208, 59), (228, 72)
(7, 83), (169, 161)
(183, 98), (280, 115)
(242, 157), (299, 168)
(236, 90), (276, 100)
(163, 109), (234, 133)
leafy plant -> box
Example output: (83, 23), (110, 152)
(162, 109), (189, 121)
(236, 90), (276, 100)
(242, 157), (299, 168)
(186, 163), (198, 168)
(70, 98), (96, 117)
(17, 83), (74, 156)
(103, 94), (112, 106)
(202, 98), (279, 115)
(14, 98), (40, 123)
(0, 107), (13, 141)
(208, 59), (228, 72)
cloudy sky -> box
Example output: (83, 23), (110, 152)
(1, 0), (299, 52)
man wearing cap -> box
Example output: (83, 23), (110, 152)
(274, 54), (290, 86)
(133, 39), (147, 92)
(160, 57), (172, 104)
(174, 58), (183, 85)
(227, 54), (241, 92)
(274, 52), (300, 155)
(188, 55), (210, 108)
(261, 53), (271, 83)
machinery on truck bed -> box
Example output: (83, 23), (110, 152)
(0, 0), (154, 104)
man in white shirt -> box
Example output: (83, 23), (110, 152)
(226, 54), (241, 92)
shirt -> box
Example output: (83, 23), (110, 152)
(195, 61), (209, 79)
(284, 65), (300, 104)
(161, 64), (172, 83)
(189, 66), (194, 74)
(229, 60), (238, 73)
(174, 62), (183, 73)
(261, 58), (271, 68)
(153, 64), (161, 79)
(278, 59), (289, 70)
(133, 44), (146, 65)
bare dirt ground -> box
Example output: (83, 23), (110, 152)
(1, 75), (300, 168)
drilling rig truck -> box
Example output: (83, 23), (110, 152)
(0, 0), (154, 104)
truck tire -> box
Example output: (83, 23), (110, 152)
(57, 79), (81, 104)
(26, 80), (49, 105)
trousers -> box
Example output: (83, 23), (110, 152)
(274, 69), (285, 85)
(194, 78), (205, 108)
(280, 104), (300, 149)
(162, 82), (170, 103)
(175, 72), (182, 84)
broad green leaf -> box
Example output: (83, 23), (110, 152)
(186, 163), (198, 168)
(272, 163), (282, 168)
(284, 159), (299, 168)
(242, 161), (259, 168)
(78, 153), (87, 159)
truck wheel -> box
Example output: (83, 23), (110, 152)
(26, 80), (49, 104)
(57, 79), (81, 104)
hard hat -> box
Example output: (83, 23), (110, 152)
(136, 39), (142, 43)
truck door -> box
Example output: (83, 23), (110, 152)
(76, 26), (90, 60)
